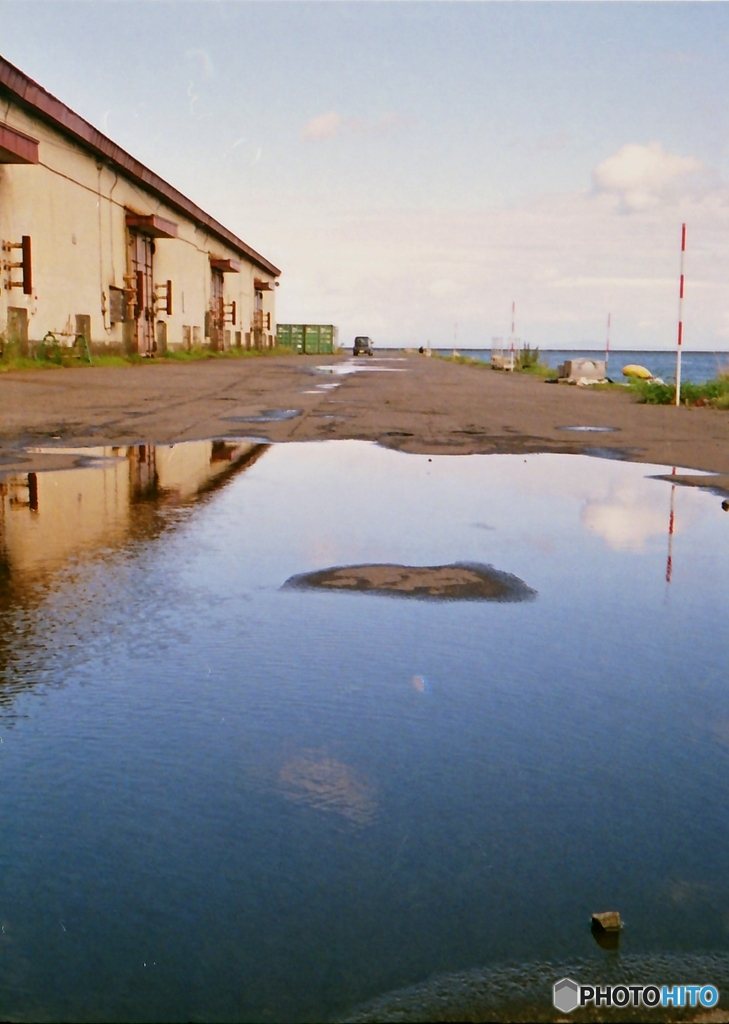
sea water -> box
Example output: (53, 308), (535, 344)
(440, 349), (729, 385)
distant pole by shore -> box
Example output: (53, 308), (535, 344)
(605, 312), (611, 375)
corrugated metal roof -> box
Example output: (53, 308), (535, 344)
(0, 56), (280, 278)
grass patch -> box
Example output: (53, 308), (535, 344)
(630, 375), (729, 407)
(519, 361), (558, 377)
(434, 346), (557, 377)
(162, 346), (297, 362)
(0, 344), (297, 373)
(433, 352), (487, 367)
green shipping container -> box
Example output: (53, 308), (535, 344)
(276, 324), (335, 354)
(290, 325), (304, 353)
(304, 325), (320, 354)
(319, 325), (334, 354)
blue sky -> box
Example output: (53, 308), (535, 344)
(3, 2), (729, 348)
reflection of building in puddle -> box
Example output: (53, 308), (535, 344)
(0, 440), (265, 576)
(152, 440), (262, 501)
(278, 753), (377, 826)
(1, 459), (131, 576)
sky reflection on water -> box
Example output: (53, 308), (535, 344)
(0, 441), (727, 1022)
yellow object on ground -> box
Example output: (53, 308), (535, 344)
(622, 364), (653, 379)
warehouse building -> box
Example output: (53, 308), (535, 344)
(0, 56), (280, 356)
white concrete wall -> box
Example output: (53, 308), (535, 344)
(0, 101), (277, 351)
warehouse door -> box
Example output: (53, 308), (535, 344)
(209, 268), (224, 351)
(128, 232), (155, 356)
(252, 288), (264, 349)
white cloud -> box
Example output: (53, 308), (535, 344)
(592, 142), (707, 212)
(229, 138), (729, 348)
(302, 111), (343, 140)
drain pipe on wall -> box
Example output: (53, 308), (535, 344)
(675, 224), (686, 407)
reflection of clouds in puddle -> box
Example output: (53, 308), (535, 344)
(269, 446), (711, 573)
(278, 752), (377, 826)
(581, 484), (682, 553)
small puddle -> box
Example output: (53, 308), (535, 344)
(224, 408), (301, 422)
(556, 425), (619, 432)
(315, 358), (407, 376)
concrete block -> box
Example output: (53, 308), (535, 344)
(558, 358), (606, 382)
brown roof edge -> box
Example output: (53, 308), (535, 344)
(0, 122), (39, 164)
(0, 56), (281, 277)
(211, 257), (241, 273)
(126, 212), (179, 239)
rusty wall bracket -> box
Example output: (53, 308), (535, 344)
(2, 236), (32, 293)
(122, 274), (139, 319)
(153, 279), (173, 316)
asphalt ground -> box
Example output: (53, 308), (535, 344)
(1, 353), (728, 492)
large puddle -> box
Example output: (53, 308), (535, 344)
(1, 441), (728, 1022)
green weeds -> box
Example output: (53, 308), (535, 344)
(0, 343), (295, 373)
(630, 375), (729, 408)
(434, 347), (557, 376)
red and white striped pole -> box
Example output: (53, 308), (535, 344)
(605, 312), (611, 375)
(675, 224), (686, 407)
(666, 466), (677, 585)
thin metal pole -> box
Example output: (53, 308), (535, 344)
(675, 224), (686, 407)
(605, 313), (611, 375)
(509, 301), (516, 370)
